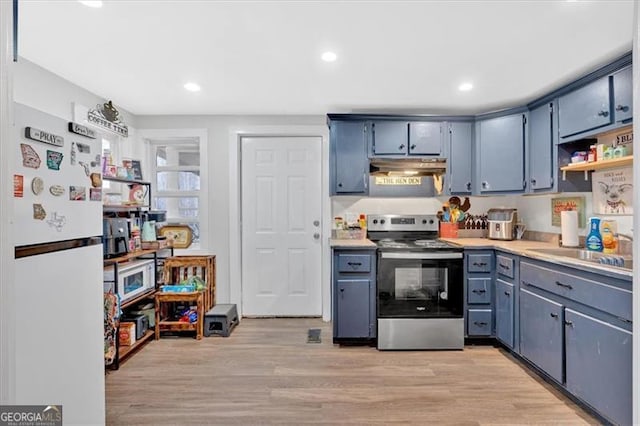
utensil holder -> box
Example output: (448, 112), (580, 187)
(440, 222), (458, 238)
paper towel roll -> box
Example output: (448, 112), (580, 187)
(561, 210), (579, 247)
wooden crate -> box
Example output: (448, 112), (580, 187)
(162, 255), (216, 311)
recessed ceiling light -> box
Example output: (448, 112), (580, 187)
(184, 82), (201, 92)
(458, 82), (473, 92)
(78, 1), (103, 7)
(321, 51), (337, 62)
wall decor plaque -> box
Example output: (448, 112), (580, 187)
(593, 167), (633, 215)
(33, 203), (46, 220)
(551, 196), (586, 227)
(25, 126), (64, 147)
(49, 185), (65, 196)
(68, 122), (97, 139)
(374, 176), (421, 185)
(46, 150), (64, 170)
(20, 143), (41, 169)
(87, 100), (128, 137)
(159, 225), (193, 249)
(13, 175), (24, 198)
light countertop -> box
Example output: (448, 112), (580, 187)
(440, 237), (632, 280)
(330, 238), (377, 248)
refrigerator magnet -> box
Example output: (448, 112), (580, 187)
(33, 203), (46, 220)
(90, 173), (102, 188)
(70, 142), (77, 165)
(79, 161), (90, 176)
(20, 144), (41, 169)
(69, 186), (86, 201)
(46, 212), (66, 232)
(31, 177), (44, 195)
(46, 150), (64, 170)
(90, 154), (101, 168)
(49, 185), (65, 197)
(77, 143), (91, 154)
(13, 175), (24, 198)
(90, 188), (102, 201)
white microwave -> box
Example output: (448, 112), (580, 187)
(104, 259), (155, 302)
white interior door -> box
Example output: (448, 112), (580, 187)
(241, 136), (322, 316)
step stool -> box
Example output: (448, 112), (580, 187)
(203, 304), (238, 337)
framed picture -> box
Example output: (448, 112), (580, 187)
(551, 196), (586, 227)
(159, 225), (193, 249)
(592, 167), (633, 215)
(122, 159), (143, 181)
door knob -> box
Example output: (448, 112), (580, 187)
(313, 233), (320, 240)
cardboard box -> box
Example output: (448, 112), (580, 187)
(119, 322), (136, 346)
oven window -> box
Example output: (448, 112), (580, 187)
(378, 257), (463, 318)
(123, 271), (144, 297)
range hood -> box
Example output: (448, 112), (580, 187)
(369, 158), (447, 177)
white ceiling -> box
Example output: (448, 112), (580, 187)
(19, 0), (634, 116)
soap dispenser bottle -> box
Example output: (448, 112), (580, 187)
(586, 217), (603, 252)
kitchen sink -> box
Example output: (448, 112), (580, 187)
(527, 248), (633, 270)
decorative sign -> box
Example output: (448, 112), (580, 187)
(77, 142), (91, 153)
(90, 188), (102, 201)
(68, 122), (97, 139)
(615, 131), (633, 147)
(374, 176), (422, 185)
(49, 185), (65, 196)
(130, 159), (143, 180)
(33, 204), (46, 220)
(69, 186), (86, 201)
(13, 175), (24, 198)
(551, 196), (586, 227)
(25, 127), (64, 147)
(20, 143), (41, 169)
(593, 167), (633, 215)
(47, 212), (66, 232)
(31, 177), (44, 195)
(46, 150), (64, 170)
(87, 100), (128, 137)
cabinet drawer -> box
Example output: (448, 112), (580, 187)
(496, 255), (515, 279)
(467, 254), (492, 273)
(337, 254), (371, 273)
(467, 277), (492, 304)
(467, 309), (492, 336)
(520, 261), (631, 321)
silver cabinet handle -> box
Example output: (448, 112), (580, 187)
(616, 104), (629, 112)
(550, 312), (559, 319)
(466, 182), (472, 191)
(564, 320), (574, 327)
(399, 144), (405, 150)
(481, 181), (489, 189)
(597, 110), (609, 117)
(410, 144), (416, 150)
(504, 291), (511, 296)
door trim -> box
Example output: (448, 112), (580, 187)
(229, 125), (331, 321)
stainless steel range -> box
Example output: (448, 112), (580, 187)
(368, 214), (464, 350)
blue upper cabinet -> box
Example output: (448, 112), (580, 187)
(528, 102), (554, 192)
(372, 121), (443, 156)
(613, 66), (633, 123)
(447, 122), (473, 194)
(408, 122), (442, 155)
(330, 120), (369, 195)
(477, 113), (526, 193)
(558, 76), (612, 139)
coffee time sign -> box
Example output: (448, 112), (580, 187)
(87, 100), (129, 137)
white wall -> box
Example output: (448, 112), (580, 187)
(135, 115), (326, 307)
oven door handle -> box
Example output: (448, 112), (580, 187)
(380, 252), (463, 260)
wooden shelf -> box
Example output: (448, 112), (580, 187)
(560, 155), (633, 180)
(103, 204), (149, 211)
(103, 249), (159, 266)
(121, 289), (157, 310)
(103, 176), (151, 186)
(118, 329), (154, 360)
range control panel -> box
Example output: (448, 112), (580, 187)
(367, 214), (438, 232)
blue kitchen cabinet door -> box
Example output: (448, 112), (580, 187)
(336, 279), (371, 338)
(519, 288), (563, 383)
(372, 121), (408, 155)
(477, 114), (526, 193)
(448, 122), (473, 194)
(565, 309), (632, 426)
(467, 277), (492, 304)
(558, 76), (612, 139)
(408, 122), (442, 155)
(495, 279), (514, 349)
(331, 121), (369, 194)
(613, 66), (633, 123)
(528, 103), (554, 191)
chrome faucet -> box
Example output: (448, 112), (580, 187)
(616, 233), (633, 242)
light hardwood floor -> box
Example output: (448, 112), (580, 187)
(106, 318), (597, 425)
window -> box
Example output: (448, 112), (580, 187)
(150, 140), (201, 245)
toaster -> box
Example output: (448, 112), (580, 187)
(487, 208), (518, 241)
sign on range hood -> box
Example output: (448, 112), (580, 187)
(369, 158), (447, 177)
(367, 158), (447, 197)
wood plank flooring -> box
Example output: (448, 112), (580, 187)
(106, 318), (597, 425)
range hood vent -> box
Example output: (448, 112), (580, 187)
(369, 158), (447, 177)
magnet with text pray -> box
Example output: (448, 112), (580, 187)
(69, 185), (86, 201)
(47, 212), (66, 232)
(33, 203), (46, 220)
(46, 150), (64, 170)
(20, 143), (41, 169)
(31, 177), (44, 195)
(90, 173), (102, 188)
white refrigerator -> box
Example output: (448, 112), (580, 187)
(13, 103), (105, 425)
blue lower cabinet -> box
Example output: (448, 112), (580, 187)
(467, 309), (492, 336)
(336, 279), (372, 338)
(519, 288), (563, 383)
(565, 309), (632, 426)
(495, 280), (514, 349)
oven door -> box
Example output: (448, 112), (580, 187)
(377, 251), (463, 319)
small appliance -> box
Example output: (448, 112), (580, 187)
(120, 314), (149, 340)
(487, 208), (518, 241)
(103, 218), (130, 257)
(103, 258), (155, 302)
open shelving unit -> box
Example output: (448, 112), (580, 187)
(560, 155), (633, 180)
(118, 329), (155, 360)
